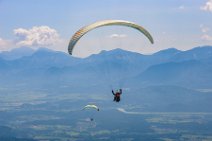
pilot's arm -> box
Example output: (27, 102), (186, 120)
(112, 90), (115, 95)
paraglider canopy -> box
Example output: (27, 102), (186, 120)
(68, 20), (154, 55)
(83, 104), (99, 111)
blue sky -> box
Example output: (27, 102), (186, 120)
(0, 0), (211, 57)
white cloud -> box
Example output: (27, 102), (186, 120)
(200, 24), (210, 33)
(201, 0), (212, 12)
(117, 108), (142, 115)
(201, 34), (212, 41)
(0, 38), (13, 51)
(178, 5), (185, 10)
(200, 24), (212, 41)
(0, 38), (8, 47)
(14, 26), (60, 47)
(108, 34), (127, 38)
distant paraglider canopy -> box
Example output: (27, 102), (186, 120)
(68, 20), (154, 55)
(83, 104), (99, 111)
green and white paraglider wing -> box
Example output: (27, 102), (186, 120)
(68, 20), (154, 55)
(83, 104), (99, 111)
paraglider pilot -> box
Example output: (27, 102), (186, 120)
(112, 89), (122, 102)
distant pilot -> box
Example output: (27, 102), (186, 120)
(112, 89), (122, 102)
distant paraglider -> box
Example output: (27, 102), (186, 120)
(68, 20), (154, 55)
(83, 104), (99, 121)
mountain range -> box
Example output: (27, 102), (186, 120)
(0, 46), (212, 90)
